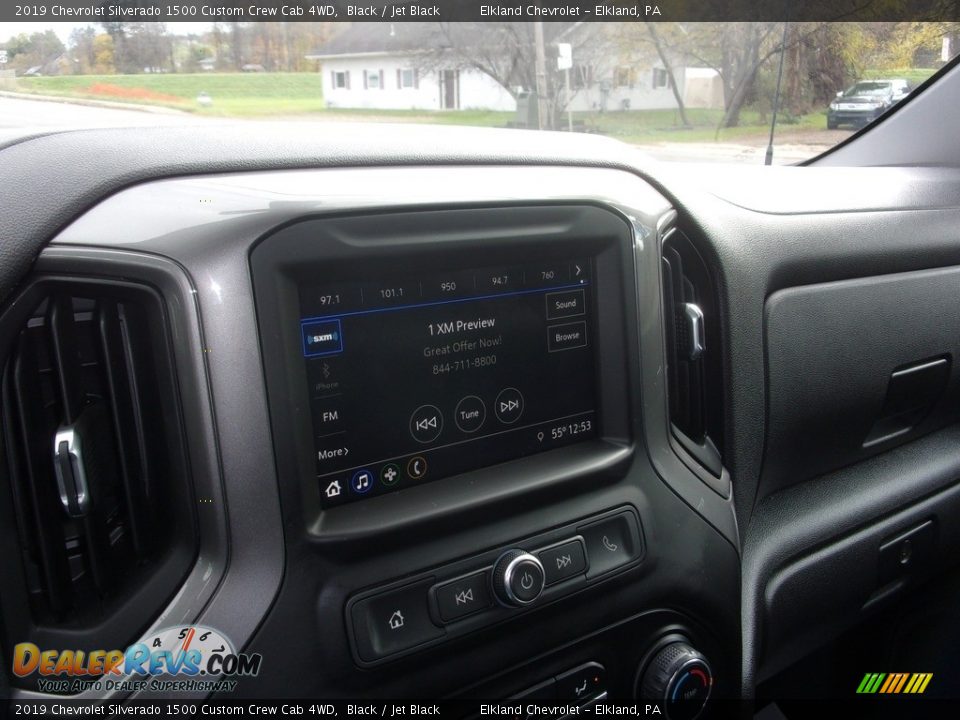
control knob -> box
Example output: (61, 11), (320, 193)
(491, 549), (545, 607)
(638, 641), (713, 720)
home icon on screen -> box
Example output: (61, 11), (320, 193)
(325, 480), (342, 498)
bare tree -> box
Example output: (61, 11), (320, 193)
(644, 23), (691, 127)
(426, 22), (605, 128)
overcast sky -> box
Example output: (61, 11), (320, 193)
(0, 21), (216, 45)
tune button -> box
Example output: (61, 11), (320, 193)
(455, 395), (486, 433)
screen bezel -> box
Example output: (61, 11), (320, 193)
(251, 204), (635, 538)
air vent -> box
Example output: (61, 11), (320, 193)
(0, 279), (197, 686)
(661, 230), (724, 478)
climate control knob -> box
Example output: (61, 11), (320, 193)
(491, 550), (545, 607)
(639, 642), (713, 720)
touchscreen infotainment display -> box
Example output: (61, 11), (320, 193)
(300, 258), (598, 507)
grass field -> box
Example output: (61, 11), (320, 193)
(15, 73), (326, 115)
(12, 67), (941, 141)
(863, 67), (938, 86)
(579, 108), (827, 144)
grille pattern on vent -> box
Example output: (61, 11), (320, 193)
(0, 280), (196, 681)
(661, 230), (724, 477)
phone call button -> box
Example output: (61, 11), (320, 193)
(578, 512), (643, 579)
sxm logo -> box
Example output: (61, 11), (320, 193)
(857, 672), (933, 695)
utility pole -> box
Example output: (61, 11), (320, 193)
(533, 21), (549, 130)
(557, 43), (573, 132)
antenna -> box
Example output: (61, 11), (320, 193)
(765, 20), (790, 166)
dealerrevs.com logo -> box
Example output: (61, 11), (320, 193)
(12, 626), (262, 694)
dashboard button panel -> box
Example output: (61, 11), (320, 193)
(346, 507), (643, 665)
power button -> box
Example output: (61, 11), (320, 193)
(492, 550), (545, 606)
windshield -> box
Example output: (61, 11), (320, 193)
(1, 18), (958, 165)
(844, 82), (894, 96)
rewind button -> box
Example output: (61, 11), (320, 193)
(410, 404), (443, 443)
(435, 572), (492, 623)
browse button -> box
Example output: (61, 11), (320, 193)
(547, 321), (588, 352)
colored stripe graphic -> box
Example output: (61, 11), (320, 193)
(858, 672), (932, 694)
(857, 673), (887, 693)
(893, 673), (909, 693)
(904, 674), (919, 693)
(878, 674), (895, 693)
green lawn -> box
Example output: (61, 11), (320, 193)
(15, 73), (326, 115)
(578, 107), (827, 144)
(862, 67), (938, 86)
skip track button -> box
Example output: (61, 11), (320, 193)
(536, 537), (587, 585)
(434, 571), (492, 623)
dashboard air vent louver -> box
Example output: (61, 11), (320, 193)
(661, 230), (724, 478)
(0, 280), (197, 684)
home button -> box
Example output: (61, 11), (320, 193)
(350, 580), (444, 662)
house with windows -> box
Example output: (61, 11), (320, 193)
(307, 23), (516, 111)
(565, 61), (723, 112)
(307, 23), (722, 113)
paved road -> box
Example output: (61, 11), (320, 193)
(0, 95), (841, 165)
(0, 95), (209, 131)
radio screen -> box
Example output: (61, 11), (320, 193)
(300, 258), (598, 507)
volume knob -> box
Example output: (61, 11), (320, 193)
(491, 550), (545, 607)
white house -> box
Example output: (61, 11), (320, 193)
(560, 23), (723, 112)
(307, 23), (722, 114)
(307, 24), (516, 111)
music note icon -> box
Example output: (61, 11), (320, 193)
(351, 469), (373, 494)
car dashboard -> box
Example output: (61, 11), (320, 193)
(2, 121), (960, 714)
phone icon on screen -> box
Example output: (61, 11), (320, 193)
(602, 535), (619, 553)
